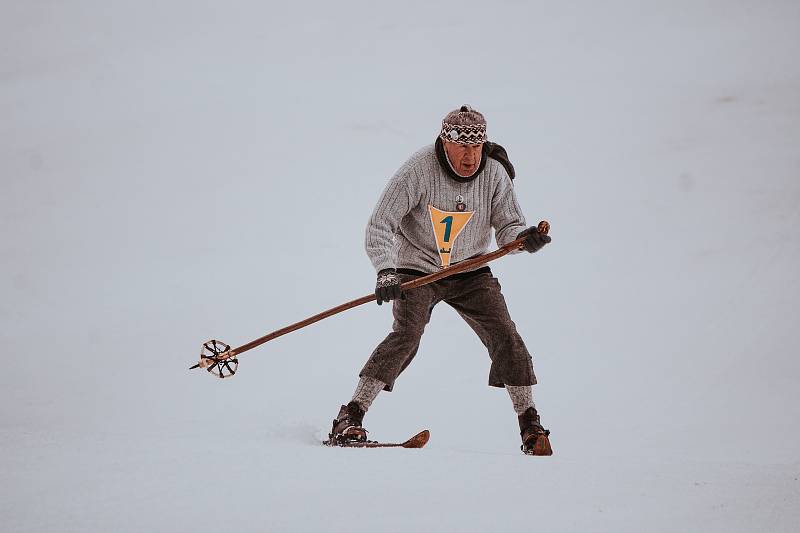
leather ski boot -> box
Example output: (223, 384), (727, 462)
(327, 401), (368, 445)
(518, 406), (553, 456)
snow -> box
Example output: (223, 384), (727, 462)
(2, 0), (799, 531)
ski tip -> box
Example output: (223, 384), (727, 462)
(522, 434), (553, 456)
(402, 429), (430, 449)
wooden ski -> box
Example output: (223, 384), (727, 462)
(323, 429), (430, 449)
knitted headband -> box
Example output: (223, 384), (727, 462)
(439, 105), (487, 145)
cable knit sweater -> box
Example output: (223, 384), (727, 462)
(365, 143), (527, 274)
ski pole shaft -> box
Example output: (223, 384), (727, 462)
(231, 237), (524, 356)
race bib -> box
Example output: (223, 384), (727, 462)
(428, 205), (474, 267)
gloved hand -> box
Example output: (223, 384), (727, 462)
(517, 226), (552, 253)
(375, 268), (405, 305)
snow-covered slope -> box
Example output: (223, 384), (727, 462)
(2, 1), (798, 531)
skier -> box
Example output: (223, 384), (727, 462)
(328, 105), (553, 455)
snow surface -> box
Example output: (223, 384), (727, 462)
(2, 1), (799, 531)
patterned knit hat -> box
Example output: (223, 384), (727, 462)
(439, 105), (487, 145)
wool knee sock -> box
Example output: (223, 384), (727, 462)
(507, 385), (535, 415)
(350, 376), (386, 412)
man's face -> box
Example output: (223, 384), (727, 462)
(443, 140), (483, 177)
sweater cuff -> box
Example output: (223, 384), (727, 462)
(372, 258), (396, 274)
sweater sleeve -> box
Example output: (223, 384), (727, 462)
(365, 165), (417, 272)
(490, 165), (527, 253)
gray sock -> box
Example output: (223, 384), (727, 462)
(507, 385), (535, 415)
(351, 376), (386, 412)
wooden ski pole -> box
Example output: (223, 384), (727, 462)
(191, 220), (549, 378)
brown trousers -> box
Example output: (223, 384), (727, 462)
(360, 270), (537, 391)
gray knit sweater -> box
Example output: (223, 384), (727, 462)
(365, 144), (527, 274)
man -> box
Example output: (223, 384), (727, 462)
(328, 105), (553, 455)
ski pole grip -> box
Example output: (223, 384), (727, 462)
(537, 220), (550, 235)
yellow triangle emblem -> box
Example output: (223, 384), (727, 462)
(428, 205), (474, 267)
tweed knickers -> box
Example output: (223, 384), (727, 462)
(360, 271), (537, 391)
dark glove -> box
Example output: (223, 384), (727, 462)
(375, 268), (405, 305)
(518, 226), (552, 253)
